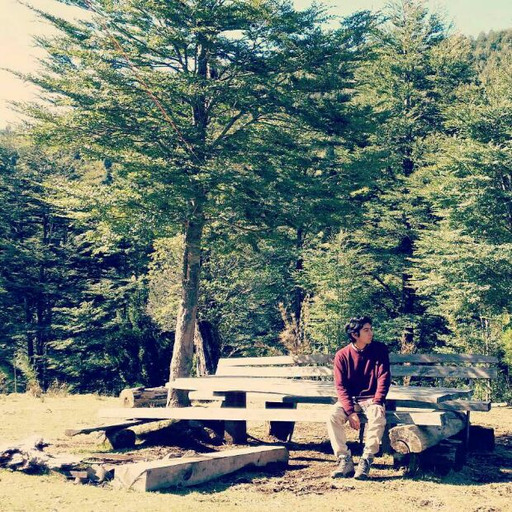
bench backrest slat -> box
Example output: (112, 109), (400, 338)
(217, 355), (332, 367)
(215, 366), (333, 378)
(217, 353), (497, 367)
(215, 364), (496, 379)
(215, 353), (497, 384)
(391, 365), (497, 379)
(389, 354), (498, 364)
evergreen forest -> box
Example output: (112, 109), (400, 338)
(0, 0), (510, 402)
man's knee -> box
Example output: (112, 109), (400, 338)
(329, 404), (349, 425)
(366, 404), (386, 427)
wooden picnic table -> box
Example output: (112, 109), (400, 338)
(171, 376), (472, 406)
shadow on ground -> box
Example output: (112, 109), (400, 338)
(95, 420), (512, 494)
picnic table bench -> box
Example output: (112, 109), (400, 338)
(102, 352), (497, 462)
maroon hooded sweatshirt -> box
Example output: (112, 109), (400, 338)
(333, 340), (391, 416)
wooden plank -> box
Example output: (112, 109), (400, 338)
(391, 365), (497, 379)
(170, 377), (336, 396)
(170, 378), (472, 403)
(389, 354), (498, 364)
(217, 355), (332, 367)
(113, 446), (289, 491)
(389, 386), (472, 403)
(216, 353), (497, 367)
(65, 420), (148, 437)
(217, 364), (496, 379)
(99, 405), (332, 422)
(215, 366), (333, 378)
(264, 395), (335, 405)
(99, 406), (456, 426)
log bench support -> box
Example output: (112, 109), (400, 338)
(389, 413), (465, 454)
(265, 401), (297, 441)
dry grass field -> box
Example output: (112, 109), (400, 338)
(0, 393), (511, 512)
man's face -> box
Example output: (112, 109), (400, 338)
(353, 323), (373, 347)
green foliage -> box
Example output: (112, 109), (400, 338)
(409, 32), (511, 399)
(0, 1), (509, 400)
(346, 0), (475, 349)
(298, 231), (377, 352)
(147, 235), (184, 332)
(198, 228), (292, 356)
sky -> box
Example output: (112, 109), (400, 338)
(1, 0), (511, 128)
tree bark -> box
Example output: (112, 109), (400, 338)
(194, 320), (220, 376)
(293, 228), (305, 326)
(389, 415), (465, 454)
(167, 211), (205, 407)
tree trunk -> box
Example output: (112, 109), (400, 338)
(168, 32), (209, 407)
(167, 212), (205, 407)
(293, 228), (305, 326)
(194, 320), (220, 376)
(400, 326), (415, 386)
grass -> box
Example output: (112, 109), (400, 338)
(0, 393), (511, 512)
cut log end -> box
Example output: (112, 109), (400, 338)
(119, 387), (168, 408)
(105, 429), (136, 450)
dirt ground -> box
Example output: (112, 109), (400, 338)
(1, 394), (511, 512)
(49, 404), (512, 495)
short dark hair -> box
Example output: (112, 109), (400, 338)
(345, 316), (372, 342)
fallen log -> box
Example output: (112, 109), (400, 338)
(105, 428), (137, 450)
(119, 387), (168, 408)
(65, 419), (148, 437)
(389, 413), (465, 454)
(394, 439), (465, 475)
(113, 445), (288, 492)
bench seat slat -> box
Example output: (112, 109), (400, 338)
(394, 399), (491, 412)
(99, 406), (459, 426)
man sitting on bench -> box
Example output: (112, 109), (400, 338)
(328, 316), (391, 480)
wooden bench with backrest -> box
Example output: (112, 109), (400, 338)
(209, 353), (497, 443)
(109, 352), (497, 459)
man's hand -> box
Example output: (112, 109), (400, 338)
(348, 412), (360, 430)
